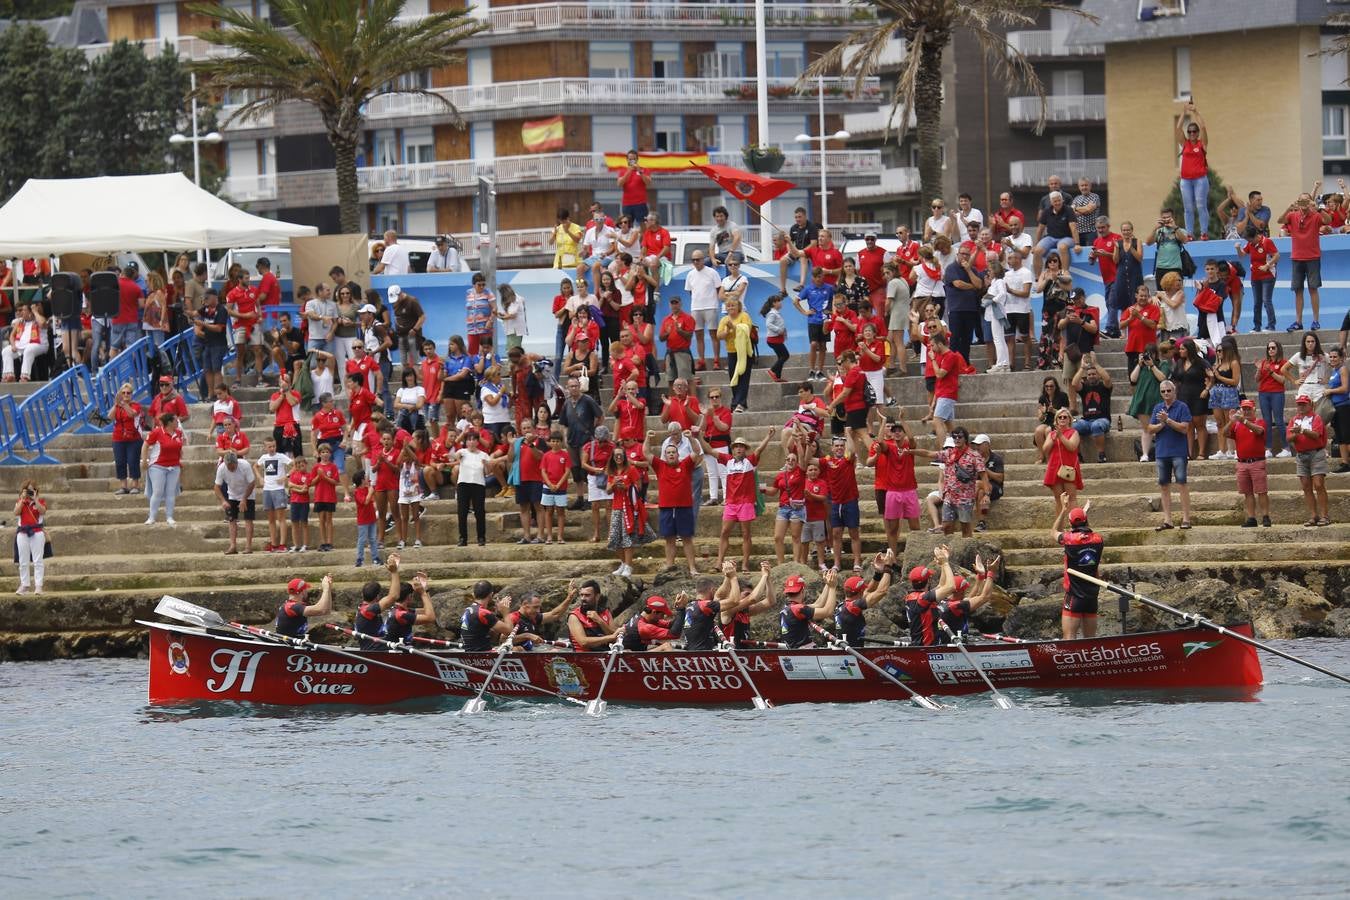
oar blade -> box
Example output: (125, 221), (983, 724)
(584, 699), (608, 717)
(751, 696), (772, 710)
(155, 595), (225, 629)
(912, 695), (945, 711)
(994, 694), (1016, 710)
(460, 697), (488, 716)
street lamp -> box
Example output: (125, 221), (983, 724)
(795, 75), (850, 228)
(170, 72), (222, 188)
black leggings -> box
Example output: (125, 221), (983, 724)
(769, 342), (790, 378)
(728, 352), (753, 409)
(457, 482), (487, 543)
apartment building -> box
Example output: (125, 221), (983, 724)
(79, 0), (886, 263)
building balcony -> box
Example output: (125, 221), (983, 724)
(363, 76), (882, 123)
(1007, 94), (1106, 126)
(843, 106), (916, 139)
(220, 104), (274, 130)
(471, 1), (874, 42)
(1009, 159), (1108, 189)
(1005, 30), (1103, 58)
(846, 166), (920, 201)
(842, 37), (907, 70)
(81, 34), (236, 62)
(221, 174), (278, 203)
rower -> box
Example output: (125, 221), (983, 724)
(274, 574), (334, 637)
(385, 574), (438, 645)
(1052, 496), (1104, 640)
(717, 560), (775, 648)
(681, 576), (727, 651)
(353, 555), (402, 650)
(778, 568), (839, 648)
(904, 545), (957, 646)
(510, 587), (575, 650)
(622, 594), (689, 651)
(461, 580), (513, 651)
(834, 550), (896, 648)
(939, 553), (1000, 638)
(567, 579), (620, 650)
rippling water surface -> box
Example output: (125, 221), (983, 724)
(4, 642), (1350, 898)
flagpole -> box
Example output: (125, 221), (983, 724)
(754, 0), (773, 258)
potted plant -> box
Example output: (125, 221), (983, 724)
(742, 144), (785, 174)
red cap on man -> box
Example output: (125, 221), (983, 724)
(844, 575), (867, 594)
(908, 566), (932, 586)
(783, 575), (806, 595)
(644, 596), (672, 615)
(1069, 507), (1089, 526)
(287, 577), (309, 595)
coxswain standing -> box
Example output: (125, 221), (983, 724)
(778, 568), (839, 648)
(461, 580), (514, 651)
(717, 560), (776, 648)
(833, 551), (897, 648)
(1052, 496), (1104, 639)
(904, 546), (958, 647)
(385, 573), (437, 645)
(510, 587), (576, 650)
(353, 555), (403, 649)
(568, 579), (620, 650)
(622, 594), (689, 651)
(938, 553), (1001, 638)
(274, 574), (334, 637)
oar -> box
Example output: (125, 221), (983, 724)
(938, 621), (1015, 709)
(811, 622), (944, 710)
(716, 630), (772, 710)
(462, 623), (520, 715)
(1068, 569), (1350, 688)
(322, 623), (585, 706)
(1120, 566), (1134, 632)
(585, 641), (623, 717)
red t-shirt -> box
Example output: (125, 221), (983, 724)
(518, 437), (546, 482)
(112, 402), (142, 442)
(804, 245), (844, 284)
(287, 469), (313, 503)
(1179, 138), (1208, 180)
(348, 386), (376, 427)
(1232, 417), (1266, 460)
(542, 449), (571, 489)
(353, 485), (377, 525)
(150, 393), (189, 422)
(373, 448), (400, 491)
(1122, 303), (1161, 354)
(585, 439), (615, 472)
(616, 397), (646, 442)
(1092, 233), (1121, 284)
(227, 284), (259, 334)
(703, 405), (733, 447)
(212, 397), (241, 426)
(874, 438), (917, 491)
(803, 477), (829, 522)
(420, 355), (444, 404)
(660, 312), (695, 352)
(859, 338), (886, 372)
(612, 354), (638, 392)
(216, 430), (250, 456)
(619, 167), (649, 205)
(271, 390), (299, 426)
(663, 395), (702, 431)
(1287, 210), (1322, 261)
(114, 277), (143, 325)
(818, 454), (859, 504)
(1257, 359), (1285, 394)
(257, 271), (281, 307)
(1287, 413), (1327, 453)
(830, 309), (858, 355)
(1244, 237), (1278, 281)
(772, 466), (806, 507)
(716, 450), (759, 506)
(310, 461), (339, 503)
(146, 427), (183, 468)
(932, 350), (963, 401)
(311, 408), (345, 441)
(857, 246), (886, 288)
(840, 366), (868, 412)
(642, 227), (672, 261)
(653, 456), (695, 508)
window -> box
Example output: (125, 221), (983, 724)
(404, 127), (435, 165)
(652, 42), (681, 79)
(1054, 135), (1086, 161)
(373, 130), (399, 167)
(590, 42), (631, 78)
(467, 48), (492, 85)
(405, 201), (436, 235)
(653, 116), (683, 152)
(698, 44), (744, 78)
(1139, 0), (1186, 19)
(767, 115), (806, 150)
(1325, 105), (1349, 159)
(1173, 46), (1191, 100)
(717, 115), (746, 150)
(657, 191), (688, 228)
(765, 42), (804, 79)
(470, 122), (493, 161)
(382, 70), (429, 93)
(1051, 69), (1084, 96)
(375, 204), (399, 234)
(592, 116), (634, 154)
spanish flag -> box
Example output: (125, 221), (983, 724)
(603, 151), (711, 171)
(522, 116), (565, 153)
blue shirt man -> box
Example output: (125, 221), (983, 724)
(795, 278), (835, 325)
(1149, 389), (1192, 460)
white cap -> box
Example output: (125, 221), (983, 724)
(972, 433), (991, 445)
(387, 285), (401, 301)
(942, 436), (956, 449)
(358, 303), (377, 314)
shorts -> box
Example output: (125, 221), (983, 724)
(1062, 591), (1099, 618)
(722, 501), (757, 522)
(808, 322), (827, 345)
(110, 322), (140, 351)
(517, 480), (543, 506)
(884, 489), (919, 520)
(541, 489), (570, 508)
(397, 493), (421, 506)
(1156, 455), (1188, 485)
(775, 505), (806, 522)
(424, 402), (441, 424)
(1295, 448), (1329, 478)
(1036, 234), (1073, 255)
(659, 505), (695, 537)
(1006, 312), (1031, 336)
(1073, 417), (1111, 437)
(201, 343), (227, 373)
(933, 397), (956, 421)
(1290, 258), (1322, 292)
(924, 375), (936, 393)
(445, 378), (474, 401)
(692, 308), (719, 330)
(313, 501), (336, 513)
(233, 326), (264, 346)
(829, 499), (860, 530)
(1236, 459), (1269, 494)
(587, 473), (612, 501)
(225, 498), (256, 521)
(263, 489), (288, 511)
(941, 499), (974, 524)
(289, 502), (310, 523)
(801, 519), (827, 543)
(845, 407), (868, 429)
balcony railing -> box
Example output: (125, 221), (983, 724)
(843, 37), (907, 69)
(220, 104), (274, 130)
(221, 174), (278, 203)
(364, 76), (882, 120)
(1005, 30), (1104, 57)
(846, 166), (920, 201)
(843, 106), (916, 137)
(1009, 159), (1108, 189)
(1007, 94), (1106, 124)
(354, 149), (882, 194)
(81, 34), (236, 62)
(481, 1), (872, 34)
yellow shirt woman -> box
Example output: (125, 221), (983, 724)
(552, 220), (584, 270)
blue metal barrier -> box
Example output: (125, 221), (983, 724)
(161, 331), (205, 402)
(0, 393), (28, 465)
(93, 336), (153, 413)
(16, 365), (102, 464)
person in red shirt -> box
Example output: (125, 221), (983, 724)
(226, 271), (265, 389)
(867, 419), (923, 556)
(827, 294), (858, 361)
(515, 426), (548, 543)
(149, 376), (190, 423)
(659, 296), (696, 382)
(141, 412), (185, 526)
(13, 480), (48, 594)
(351, 470), (380, 566)
(346, 371), (377, 429)
(1237, 226), (1280, 332)
(826, 350), (871, 460)
(111, 266), (144, 355)
(255, 257), (281, 307)
(801, 460), (830, 568)
(857, 232), (888, 317)
(1119, 285), (1162, 372)
(989, 192), (1025, 242)
(698, 428), (773, 573)
(310, 444), (341, 551)
(1277, 189), (1331, 330)
(640, 211), (673, 283)
(1089, 218), (1122, 335)
(930, 332), (964, 447)
(646, 430), (703, 574)
(700, 390), (733, 503)
(604, 443), (653, 578)
(763, 450), (806, 566)
(608, 379), (647, 443)
(616, 150), (652, 222)
(858, 323), (888, 423)
(817, 435), (861, 572)
(215, 417), (251, 460)
(795, 228), (844, 285)
(110, 383), (144, 495)
(581, 426), (617, 542)
(1175, 102), (1210, 238)
(269, 374), (303, 457)
(1223, 399), (1270, 527)
(1287, 395), (1330, 526)
(371, 430), (400, 544)
(660, 377), (702, 432)
(419, 338), (444, 436)
(345, 341), (381, 394)
(540, 430), (572, 544)
(285, 455), (313, 552)
(310, 393), (347, 477)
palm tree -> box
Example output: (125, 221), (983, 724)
(802, 0), (1095, 205)
(189, 0), (486, 233)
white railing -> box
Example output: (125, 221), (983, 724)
(481, 1), (871, 33)
(220, 104), (274, 130)
(843, 106), (916, 136)
(1007, 94), (1106, 124)
(81, 34), (237, 62)
(846, 166), (920, 200)
(843, 37), (907, 69)
(1005, 30), (1104, 57)
(354, 149), (882, 193)
(1009, 159), (1108, 188)
(221, 174), (278, 203)
(364, 76), (882, 120)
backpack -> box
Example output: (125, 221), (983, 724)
(862, 376), (877, 407)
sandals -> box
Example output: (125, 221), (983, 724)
(1155, 522), (1174, 531)
(1317, 517), (1331, 527)
(1179, 521), (1192, 530)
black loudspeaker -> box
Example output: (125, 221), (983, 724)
(89, 271), (120, 318)
(49, 272), (81, 319)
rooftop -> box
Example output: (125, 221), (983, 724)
(1067, 0), (1335, 47)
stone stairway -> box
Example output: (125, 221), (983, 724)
(0, 329), (1346, 659)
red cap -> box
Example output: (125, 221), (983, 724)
(783, 574), (806, 594)
(287, 577), (309, 594)
(843, 575), (867, 594)
(1239, 398), (1256, 409)
(1295, 395), (1312, 405)
(158, 375), (173, 384)
(952, 575), (970, 592)
(908, 566), (932, 585)
(644, 596), (671, 615)
(1069, 506), (1089, 525)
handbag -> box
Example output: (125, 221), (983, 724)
(1193, 286), (1222, 314)
(1056, 464), (1076, 483)
(1179, 247), (1197, 277)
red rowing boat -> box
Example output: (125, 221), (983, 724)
(144, 621), (1264, 707)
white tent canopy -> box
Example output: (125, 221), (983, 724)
(0, 173), (318, 256)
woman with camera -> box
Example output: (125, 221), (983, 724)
(110, 382), (144, 496)
(1129, 340), (1173, 461)
(14, 480), (47, 594)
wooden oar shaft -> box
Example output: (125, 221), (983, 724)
(1067, 569), (1350, 688)
(939, 621), (1015, 707)
(717, 637), (771, 709)
(235, 623), (466, 691)
(469, 624), (521, 707)
(812, 623), (941, 710)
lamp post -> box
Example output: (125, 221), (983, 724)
(169, 72), (222, 188)
(795, 74), (850, 229)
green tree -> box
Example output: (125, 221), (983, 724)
(189, 0), (487, 233)
(77, 41), (190, 178)
(801, 0), (1095, 205)
(1161, 168), (1231, 240)
(0, 24), (86, 201)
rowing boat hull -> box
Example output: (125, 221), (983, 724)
(145, 622), (1264, 707)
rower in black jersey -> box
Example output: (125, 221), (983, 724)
(353, 555), (403, 650)
(460, 579), (513, 651)
(1053, 495), (1105, 640)
(833, 550), (897, 648)
(938, 552), (1000, 638)
(904, 545), (959, 647)
(622, 593), (689, 651)
(717, 560), (775, 648)
(567, 580), (620, 651)
(385, 573), (438, 644)
(274, 574), (334, 637)
(778, 568), (839, 648)
(509, 587), (576, 650)
(682, 563), (756, 651)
